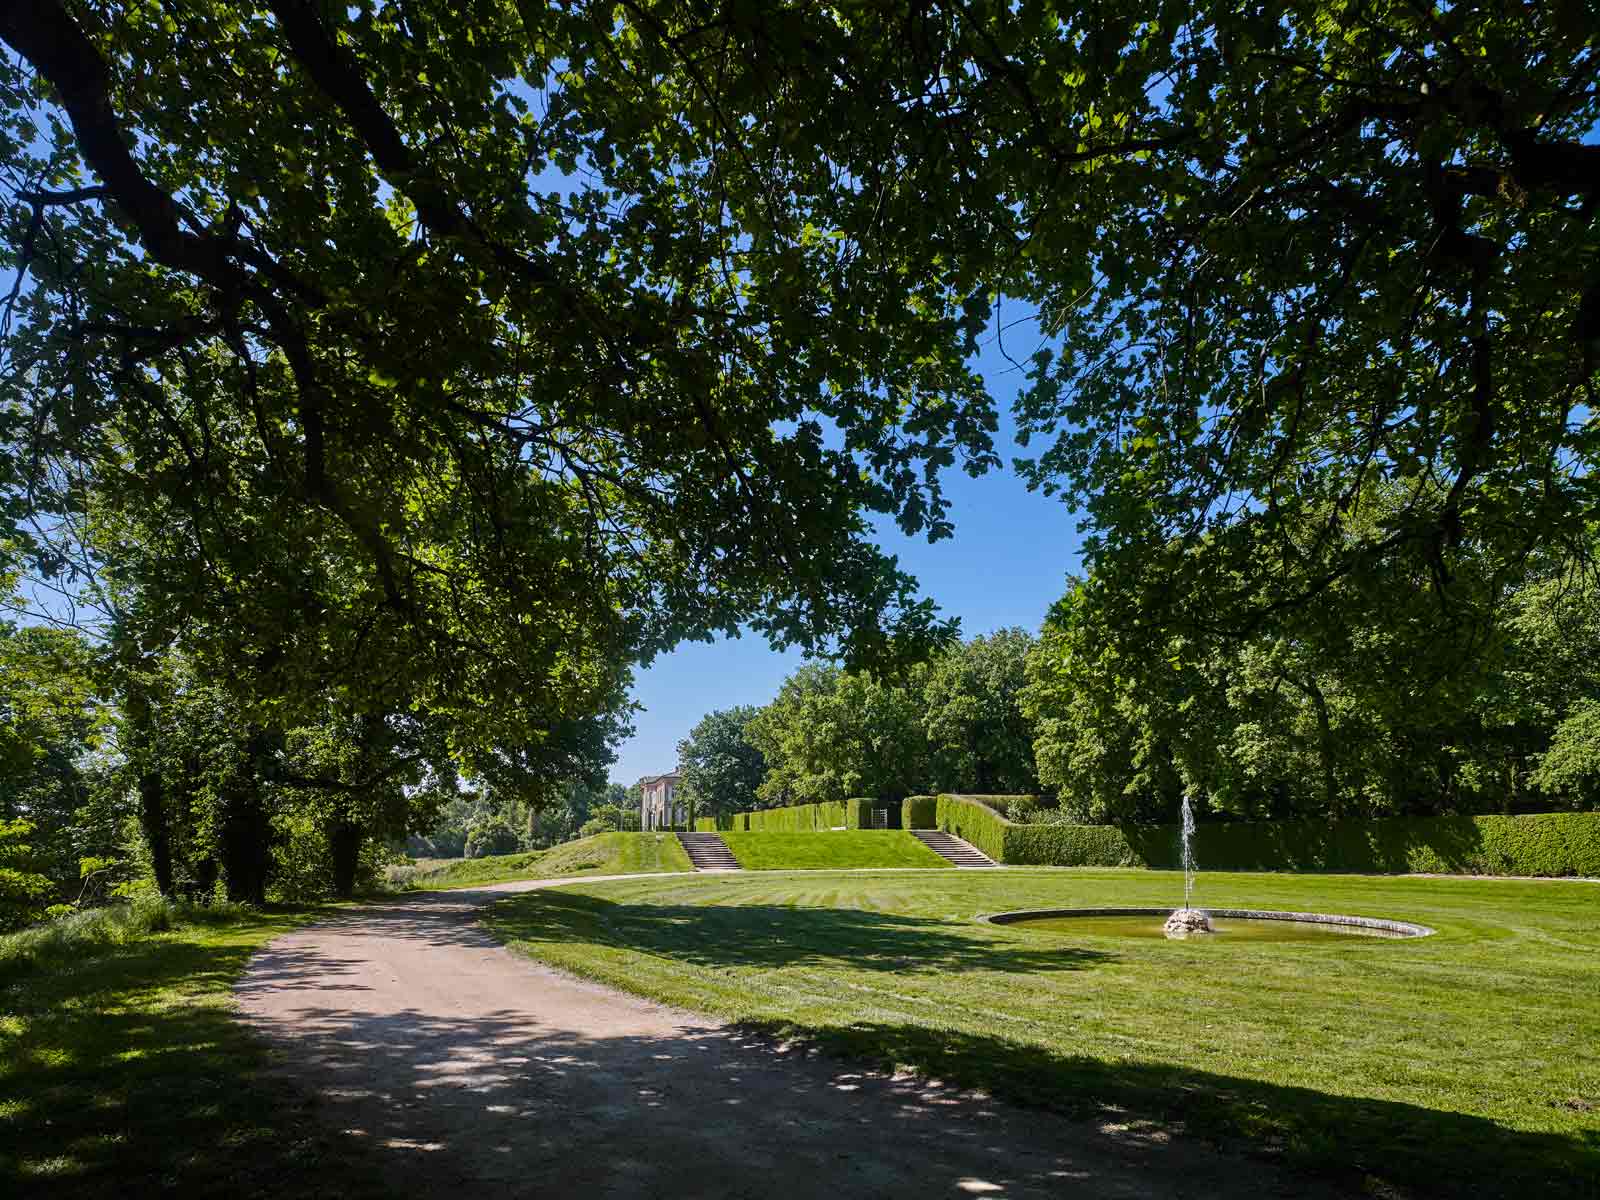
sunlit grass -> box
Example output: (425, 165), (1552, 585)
(394, 831), (693, 890)
(0, 901), (391, 1199)
(487, 868), (1600, 1198)
(719, 831), (952, 870)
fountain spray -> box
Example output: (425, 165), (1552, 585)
(1163, 791), (1213, 937)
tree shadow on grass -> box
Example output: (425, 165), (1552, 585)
(483, 889), (1599, 1199)
(484, 888), (1112, 976)
(771, 1019), (1600, 1200)
(0, 918), (399, 1200)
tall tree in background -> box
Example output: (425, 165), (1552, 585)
(1024, 517), (1600, 824)
(747, 665), (934, 806)
(0, 618), (108, 920)
(676, 706), (767, 818)
(921, 628), (1040, 796)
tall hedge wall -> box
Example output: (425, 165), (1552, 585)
(697, 802), (846, 832)
(902, 795), (936, 829)
(1126, 811), (1600, 877)
(845, 798), (872, 830)
(933, 794), (1009, 862)
(931, 795), (1600, 877)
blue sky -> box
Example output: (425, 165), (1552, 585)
(610, 318), (1088, 785)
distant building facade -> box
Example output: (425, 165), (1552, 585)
(638, 771), (685, 830)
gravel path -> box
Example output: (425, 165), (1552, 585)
(234, 877), (1350, 1198)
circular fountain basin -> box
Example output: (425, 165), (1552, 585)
(985, 907), (1434, 942)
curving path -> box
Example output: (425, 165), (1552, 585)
(235, 877), (1349, 1199)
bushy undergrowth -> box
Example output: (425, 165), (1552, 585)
(0, 894), (252, 985)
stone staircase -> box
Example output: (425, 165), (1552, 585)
(677, 832), (742, 871)
(910, 829), (999, 868)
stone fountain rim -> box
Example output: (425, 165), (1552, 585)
(982, 906), (1435, 938)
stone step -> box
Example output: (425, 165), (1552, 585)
(677, 832), (742, 871)
(909, 829), (1000, 868)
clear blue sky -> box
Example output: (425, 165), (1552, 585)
(611, 314), (1088, 785)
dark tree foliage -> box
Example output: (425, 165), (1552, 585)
(0, 0), (1007, 765)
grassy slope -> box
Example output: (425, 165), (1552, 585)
(719, 831), (952, 870)
(402, 831), (692, 889)
(0, 901), (392, 1200)
(486, 869), (1600, 1199)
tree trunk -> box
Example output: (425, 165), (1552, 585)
(1294, 674), (1339, 818)
(137, 770), (175, 897)
(329, 818), (363, 900)
(221, 730), (273, 904)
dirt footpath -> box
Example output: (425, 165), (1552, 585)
(234, 878), (1350, 1198)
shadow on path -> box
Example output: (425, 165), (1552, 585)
(229, 883), (1598, 1199)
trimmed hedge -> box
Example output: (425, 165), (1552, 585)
(902, 795), (936, 829)
(697, 801), (851, 832)
(932, 795), (1600, 877)
(934, 794), (1009, 862)
(1125, 811), (1600, 877)
(1003, 822), (1145, 868)
(713, 802), (847, 832)
(845, 798), (871, 829)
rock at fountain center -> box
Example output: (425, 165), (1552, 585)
(1164, 908), (1214, 938)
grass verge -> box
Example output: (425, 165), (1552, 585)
(718, 830), (951, 870)
(0, 897), (390, 1199)
(485, 869), (1600, 1198)
(394, 830), (692, 890)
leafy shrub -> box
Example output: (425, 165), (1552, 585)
(743, 802), (845, 831)
(994, 794), (1042, 822)
(0, 819), (55, 932)
(0, 894), (251, 984)
(465, 816), (523, 859)
(1129, 811), (1600, 876)
(845, 798), (873, 829)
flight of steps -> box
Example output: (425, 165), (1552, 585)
(677, 832), (742, 871)
(910, 829), (999, 868)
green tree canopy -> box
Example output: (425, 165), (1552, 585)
(747, 664), (934, 807)
(676, 706), (767, 819)
(995, 2), (1600, 645)
(0, 0), (1007, 758)
(0, 621), (107, 899)
(1024, 520), (1600, 824)
(921, 628), (1040, 796)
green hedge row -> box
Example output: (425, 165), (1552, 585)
(1125, 811), (1600, 876)
(902, 795), (937, 829)
(930, 795), (1600, 877)
(696, 802), (847, 832)
(1003, 822), (1146, 868)
(933, 794), (1009, 862)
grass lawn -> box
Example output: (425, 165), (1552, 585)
(718, 830), (951, 870)
(485, 868), (1600, 1198)
(0, 900), (393, 1200)
(395, 830), (692, 889)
